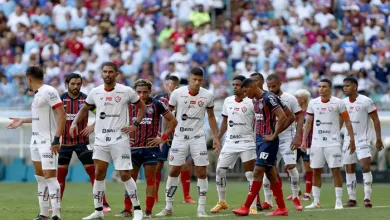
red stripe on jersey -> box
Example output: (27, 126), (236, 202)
(52, 102), (63, 109)
(369, 109), (377, 114)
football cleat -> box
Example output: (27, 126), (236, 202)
(82, 210), (104, 220)
(343, 200), (357, 207)
(143, 210), (152, 218)
(287, 191), (302, 200)
(196, 210), (208, 217)
(364, 199), (373, 208)
(183, 195), (196, 203)
(210, 201), (228, 213)
(232, 206), (249, 216)
(265, 208), (288, 216)
(335, 200), (344, 210)
(114, 210), (132, 217)
(249, 206), (258, 215)
(155, 209), (173, 217)
(51, 216), (61, 220)
(305, 202), (321, 209)
(261, 202), (273, 210)
(103, 204), (111, 213)
(132, 210), (143, 220)
(293, 198), (303, 211)
(301, 194), (311, 201)
(33, 215), (49, 220)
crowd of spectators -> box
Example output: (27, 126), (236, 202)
(1, 0), (390, 110)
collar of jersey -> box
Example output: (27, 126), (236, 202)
(104, 87), (115, 92)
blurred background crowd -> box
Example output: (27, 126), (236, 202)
(1, 0), (390, 109)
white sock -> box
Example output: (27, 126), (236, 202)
(165, 176), (179, 210)
(46, 177), (61, 218)
(288, 167), (300, 199)
(93, 180), (105, 211)
(363, 172), (373, 200)
(335, 187), (343, 203)
(197, 178), (208, 212)
(216, 168), (227, 202)
(245, 171), (257, 207)
(263, 176), (273, 206)
(124, 178), (141, 207)
(35, 175), (50, 217)
(346, 173), (357, 200)
(312, 186), (321, 204)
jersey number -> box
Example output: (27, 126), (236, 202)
(259, 152), (269, 160)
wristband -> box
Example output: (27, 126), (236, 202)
(161, 133), (169, 141)
(52, 136), (60, 145)
(133, 121), (140, 127)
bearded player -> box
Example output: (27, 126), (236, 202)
(342, 76), (383, 208)
(154, 75), (196, 203)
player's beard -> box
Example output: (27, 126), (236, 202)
(104, 77), (114, 85)
(70, 88), (80, 96)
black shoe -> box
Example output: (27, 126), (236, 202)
(256, 203), (263, 212)
(51, 216), (61, 220)
(33, 215), (49, 220)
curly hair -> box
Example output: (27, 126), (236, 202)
(134, 79), (153, 90)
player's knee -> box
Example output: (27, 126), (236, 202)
(119, 170), (131, 182)
(95, 168), (107, 180)
(216, 167), (227, 178)
(244, 171), (253, 181)
(361, 165), (371, 173)
(285, 164), (296, 170)
(169, 166), (181, 177)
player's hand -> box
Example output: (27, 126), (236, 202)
(376, 138), (384, 152)
(262, 134), (275, 142)
(348, 139), (356, 154)
(6, 117), (23, 129)
(50, 144), (60, 155)
(69, 124), (78, 138)
(149, 136), (166, 146)
(213, 137), (221, 153)
(80, 125), (94, 137)
(291, 135), (301, 151)
(121, 125), (137, 134)
(300, 141), (308, 152)
(129, 138), (135, 145)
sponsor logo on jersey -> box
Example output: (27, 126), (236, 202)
(146, 107), (154, 114)
(41, 140), (46, 144)
(99, 112), (120, 119)
(234, 107), (240, 111)
(104, 102), (114, 106)
(198, 100), (204, 107)
(200, 151), (207, 156)
(121, 154), (130, 159)
(181, 114), (200, 121)
(171, 148), (179, 153)
(230, 135), (242, 139)
(106, 137), (111, 141)
(315, 120), (332, 126)
(48, 92), (58, 100)
(180, 127), (194, 132)
(190, 101), (196, 104)
(66, 113), (77, 121)
(318, 130), (331, 134)
(106, 97), (112, 101)
(32, 132), (39, 135)
(255, 113), (263, 120)
(228, 120), (246, 127)
(32, 117), (40, 121)
(42, 153), (53, 159)
(133, 117), (152, 124)
(102, 129), (116, 133)
(115, 96), (121, 103)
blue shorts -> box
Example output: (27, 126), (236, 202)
(131, 148), (159, 167)
(255, 135), (279, 167)
(157, 142), (171, 161)
(297, 148), (310, 162)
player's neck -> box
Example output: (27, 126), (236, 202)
(235, 94), (245, 102)
(104, 83), (116, 92)
(255, 89), (263, 99)
(31, 82), (44, 93)
(188, 86), (199, 96)
(348, 93), (358, 102)
(320, 95), (331, 103)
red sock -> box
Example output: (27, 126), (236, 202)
(305, 171), (313, 194)
(57, 167), (68, 200)
(270, 182), (286, 209)
(244, 181), (262, 208)
(180, 170), (191, 198)
(156, 170), (162, 198)
(85, 166), (108, 204)
(145, 196), (155, 212)
(277, 173), (283, 187)
(124, 195), (132, 211)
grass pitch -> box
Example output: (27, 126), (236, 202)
(1, 181), (389, 220)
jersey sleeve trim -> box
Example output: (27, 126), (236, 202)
(271, 105), (281, 112)
(207, 106), (214, 109)
(294, 110), (303, 115)
(85, 101), (94, 106)
(169, 104), (175, 108)
(52, 102), (63, 109)
(368, 109), (377, 114)
(161, 110), (169, 116)
(307, 112), (314, 115)
(132, 98), (140, 105)
(221, 114), (228, 118)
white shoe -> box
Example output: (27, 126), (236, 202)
(155, 209), (173, 217)
(305, 202), (321, 209)
(133, 210), (143, 220)
(197, 210), (208, 217)
(335, 200), (343, 210)
(82, 211), (104, 220)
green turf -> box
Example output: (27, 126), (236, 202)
(1, 181), (389, 220)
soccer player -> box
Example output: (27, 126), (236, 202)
(342, 76), (383, 208)
(7, 66), (66, 220)
(302, 79), (355, 210)
(232, 78), (289, 217)
(154, 75), (196, 204)
(155, 67), (220, 217)
(58, 73), (110, 212)
(210, 75), (258, 214)
(115, 79), (177, 218)
(70, 62), (146, 220)
(265, 74), (304, 211)
(294, 89), (313, 201)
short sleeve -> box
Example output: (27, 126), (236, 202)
(85, 89), (95, 106)
(366, 98), (377, 114)
(266, 95), (281, 112)
(221, 98), (228, 117)
(45, 88), (62, 109)
(290, 96), (302, 114)
(307, 100), (314, 115)
(128, 88), (140, 104)
(156, 101), (169, 116)
(338, 100), (347, 114)
(207, 93), (215, 108)
(168, 89), (179, 107)
(276, 96), (287, 110)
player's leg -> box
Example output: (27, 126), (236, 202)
(262, 152), (281, 209)
(357, 147), (373, 208)
(264, 166), (289, 216)
(57, 146), (72, 201)
(143, 164), (158, 216)
(32, 147), (50, 220)
(282, 144), (302, 211)
(116, 163), (139, 218)
(156, 142), (170, 202)
(343, 144), (358, 207)
(326, 146), (344, 209)
(302, 152), (313, 201)
(181, 157), (195, 203)
(241, 150), (258, 214)
(306, 147), (325, 209)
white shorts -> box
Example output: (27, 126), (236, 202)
(169, 139), (208, 166)
(276, 138), (297, 165)
(310, 146), (342, 169)
(93, 140), (133, 170)
(217, 149), (256, 169)
(342, 145), (372, 165)
(30, 143), (57, 170)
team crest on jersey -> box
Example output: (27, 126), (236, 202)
(328, 106), (334, 112)
(355, 106), (360, 111)
(241, 107), (247, 113)
(115, 96), (121, 103)
(258, 102), (263, 109)
(198, 100), (204, 107)
(146, 107), (154, 114)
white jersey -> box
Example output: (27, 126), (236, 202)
(221, 96), (256, 152)
(86, 84), (139, 147)
(307, 96), (347, 147)
(278, 92), (302, 140)
(343, 95), (376, 147)
(31, 85), (63, 145)
(169, 86), (214, 143)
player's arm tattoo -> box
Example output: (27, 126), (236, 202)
(217, 116), (228, 140)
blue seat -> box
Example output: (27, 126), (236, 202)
(25, 164), (36, 182)
(4, 158), (27, 182)
(70, 162), (89, 182)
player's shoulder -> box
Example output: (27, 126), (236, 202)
(282, 92), (297, 100)
(79, 92), (88, 99)
(199, 87), (214, 97)
(330, 96), (343, 103)
(171, 86), (186, 96)
(309, 97), (321, 105)
(224, 95), (235, 103)
(357, 94), (372, 103)
(89, 84), (104, 93)
(154, 92), (168, 100)
(41, 84), (58, 93)
(116, 83), (134, 92)
(60, 92), (68, 99)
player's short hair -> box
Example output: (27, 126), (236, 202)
(343, 76), (358, 86)
(241, 78), (255, 88)
(134, 79), (153, 90)
(26, 66), (44, 80)
(101, 61), (118, 72)
(167, 75), (180, 83)
(320, 78), (332, 88)
(190, 67), (204, 76)
(65, 73), (82, 85)
(233, 75), (246, 82)
(250, 72), (264, 81)
(266, 74), (280, 81)
(295, 89), (311, 101)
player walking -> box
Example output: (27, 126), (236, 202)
(210, 75), (258, 214)
(7, 66), (66, 220)
(342, 76), (383, 208)
(232, 78), (289, 217)
(294, 89), (313, 201)
(302, 79), (355, 210)
(70, 62), (146, 220)
(58, 73), (110, 212)
(154, 75), (196, 203)
(155, 67), (220, 217)
(265, 74), (304, 211)
(115, 79), (177, 218)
